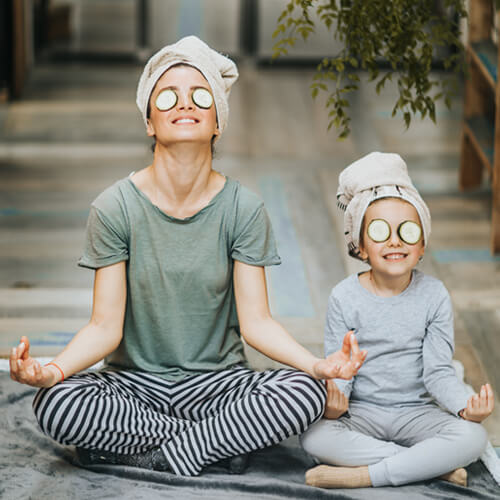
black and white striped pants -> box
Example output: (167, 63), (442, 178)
(33, 366), (326, 476)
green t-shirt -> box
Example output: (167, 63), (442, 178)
(78, 175), (281, 381)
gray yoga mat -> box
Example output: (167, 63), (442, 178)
(1, 373), (498, 500)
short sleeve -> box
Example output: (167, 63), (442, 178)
(78, 204), (129, 270)
(231, 195), (281, 267)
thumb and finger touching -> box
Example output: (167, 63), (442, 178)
(20, 336), (31, 360)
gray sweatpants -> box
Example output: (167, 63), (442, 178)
(300, 401), (488, 487)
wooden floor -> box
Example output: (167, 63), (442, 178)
(1, 59), (499, 442)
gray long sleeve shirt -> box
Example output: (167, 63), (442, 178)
(325, 270), (470, 416)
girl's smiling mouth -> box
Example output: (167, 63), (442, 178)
(383, 253), (407, 260)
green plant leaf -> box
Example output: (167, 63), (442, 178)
(271, 0), (467, 139)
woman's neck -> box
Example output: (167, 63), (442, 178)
(138, 142), (224, 219)
(361, 269), (413, 297)
(154, 142), (211, 189)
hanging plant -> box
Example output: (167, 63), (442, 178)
(272, 0), (476, 139)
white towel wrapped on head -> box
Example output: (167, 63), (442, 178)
(337, 152), (431, 260)
(136, 35), (238, 138)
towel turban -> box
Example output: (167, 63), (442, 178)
(337, 152), (431, 260)
(136, 36), (238, 138)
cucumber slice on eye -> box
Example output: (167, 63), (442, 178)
(155, 89), (177, 111)
(192, 88), (213, 109)
(367, 219), (390, 243)
(398, 221), (422, 245)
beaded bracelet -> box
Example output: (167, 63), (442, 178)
(45, 362), (65, 382)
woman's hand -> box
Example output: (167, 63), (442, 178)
(9, 336), (59, 388)
(324, 379), (349, 419)
(313, 331), (366, 380)
(460, 384), (495, 423)
(233, 263), (368, 379)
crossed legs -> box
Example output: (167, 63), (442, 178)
(301, 401), (488, 488)
(33, 367), (326, 476)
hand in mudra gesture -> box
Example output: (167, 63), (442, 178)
(313, 331), (366, 380)
(10, 336), (59, 388)
(460, 384), (495, 423)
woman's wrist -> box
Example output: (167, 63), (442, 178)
(45, 362), (64, 385)
(292, 349), (321, 379)
(309, 356), (326, 379)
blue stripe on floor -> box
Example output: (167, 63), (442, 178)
(259, 176), (315, 318)
(178, 0), (203, 39)
(432, 249), (500, 263)
(496, 447), (500, 458)
(6, 332), (75, 348)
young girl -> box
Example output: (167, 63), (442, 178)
(301, 152), (494, 488)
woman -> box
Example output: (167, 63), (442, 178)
(9, 36), (366, 477)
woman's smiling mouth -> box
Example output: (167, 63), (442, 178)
(172, 117), (198, 124)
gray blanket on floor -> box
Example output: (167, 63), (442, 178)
(1, 373), (498, 500)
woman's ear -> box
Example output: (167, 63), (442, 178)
(146, 119), (155, 137)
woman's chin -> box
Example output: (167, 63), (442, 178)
(157, 136), (213, 149)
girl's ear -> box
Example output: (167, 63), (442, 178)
(358, 234), (369, 261)
(359, 246), (368, 261)
(418, 242), (425, 260)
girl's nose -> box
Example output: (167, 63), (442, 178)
(387, 227), (402, 246)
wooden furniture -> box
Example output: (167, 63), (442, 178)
(460, 0), (500, 253)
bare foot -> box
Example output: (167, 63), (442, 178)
(305, 464), (372, 489)
(439, 467), (467, 487)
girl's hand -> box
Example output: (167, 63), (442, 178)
(460, 384), (495, 423)
(9, 336), (59, 388)
(324, 379), (349, 419)
(313, 331), (367, 380)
